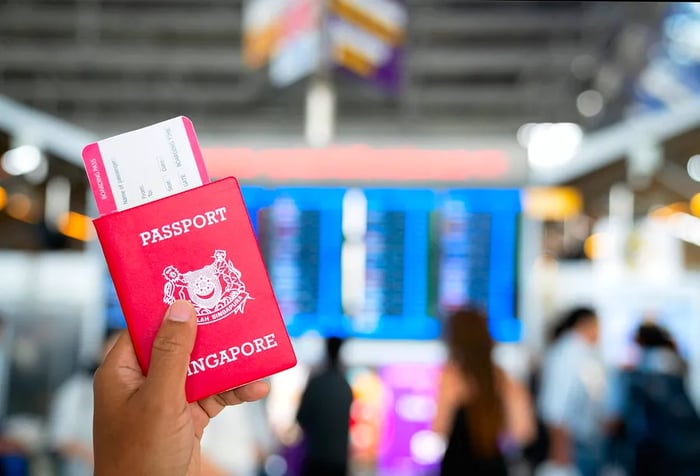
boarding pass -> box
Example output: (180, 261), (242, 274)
(82, 116), (209, 215)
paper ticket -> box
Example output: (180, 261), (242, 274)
(82, 116), (209, 215)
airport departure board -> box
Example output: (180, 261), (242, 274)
(254, 188), (345, 338)
(355, 189), (437, 339)
(434, 189), (520, 341)
(364, 210), (406, 317)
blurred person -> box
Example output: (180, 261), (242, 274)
(521, 354), (550, 473)
(48, 329), (120, 476)
(200, 399), (276, 476)
(0, 315), (30, 476)
(0, 315), (9, 422)
(296, 337), (353, 476)
(433, 308), (535, 476)
(92, 300), (270, 476)
(606, 321), (700, 476)
(538, 307), (606, 476)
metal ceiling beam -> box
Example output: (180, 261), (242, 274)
(4, 80), (570, 109)
(0, 95), (95, 167)
(410, 9), (615, 35)
(1, 3), (612, 38)
(4, 81), (261, 104)
(408, 46), (585, 74)
(16, 0), (241, 5)
(1, 45), (584, 77)
(531, 97), (700, 185)
(0, 8), (242, 35)
(0, 44), (245, 73)
(405, 84), (567, 107)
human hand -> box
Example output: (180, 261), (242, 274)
(93, 300), (270, 476)
(548, 426), (572, 466)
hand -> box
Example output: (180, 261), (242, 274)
(93, 300), (270, 476)
(548, 426), (572, 466)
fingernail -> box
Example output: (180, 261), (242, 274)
(168, 301), (192, 322)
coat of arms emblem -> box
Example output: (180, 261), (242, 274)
(162, 250), (253, 325)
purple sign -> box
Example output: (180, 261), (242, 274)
(377, 364), (443, 476)
(365, 47), (402, 93)
(327, 0), (405, 93)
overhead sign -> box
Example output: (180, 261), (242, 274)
(242, 0), (293, 69)
(269, 0), (321, 87)
(243, 0), (321, 87)
(329, 0), (406, 91)
(242, 0), (406, 90)
(202, 146), (524, 185)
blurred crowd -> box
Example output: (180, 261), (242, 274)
(0, 305), (699, 476)
(526, 308), (700, 476)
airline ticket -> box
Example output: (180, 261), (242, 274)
(82, 116), (209, 215)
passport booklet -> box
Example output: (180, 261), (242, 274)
(83, 118), (296, 402)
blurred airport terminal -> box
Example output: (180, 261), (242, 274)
(1, 1), (700, 475)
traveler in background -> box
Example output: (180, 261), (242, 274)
(0, 315), (30, 476)
(606, 321), (700, 476)
(538, 307), (606, 476)
(433, 308), (535, 476)
(0, 316), (10, 424)
(296, 337), (353, 476)
(48, 329), (120, 476)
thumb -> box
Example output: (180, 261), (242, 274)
(145, 300), (197, 400)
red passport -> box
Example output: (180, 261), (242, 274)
(94, 177), (296, 402)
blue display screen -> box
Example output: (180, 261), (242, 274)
(434, 189), (521, 342)
(245, 186), (521, 342)
(355, 189), (437, 339)
(254, 188), (345, 338)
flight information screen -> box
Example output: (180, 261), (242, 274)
(433, 189), (520, 341)
(255, 188), (345, 337)
(437, 206), (492, 314)
(364, 210), (406, 317)
(260, 201), (321, 317)
(351, 189), (436, 339)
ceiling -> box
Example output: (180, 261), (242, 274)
(0, 0), (666, 140)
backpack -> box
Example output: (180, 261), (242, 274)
(621, 369), (700, 474)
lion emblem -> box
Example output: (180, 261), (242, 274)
(162, 250), (252, 325)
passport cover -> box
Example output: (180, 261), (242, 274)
(94, 177), (296, 402)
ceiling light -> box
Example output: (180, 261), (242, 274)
(691, 193), (700, 217)
(1, 145), (43, 176)
(688, 155), (700, 182)
(24, 155), (49, 184)
(527, 123), (583, 170)
(576, 90), (604, 117)
(584, 233), (604, 260)
(58, 211), (94, 242)
(516, 123), (536, 148)
(570, 54), (596, 80)
(6, 193), (34, 222)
